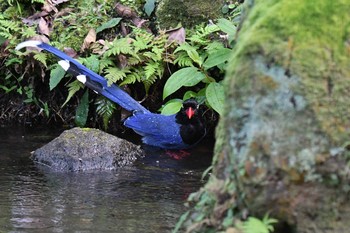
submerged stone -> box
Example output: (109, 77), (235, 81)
(32, 127), (144, 171)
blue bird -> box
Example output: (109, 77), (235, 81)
(16, 41), (206, 150)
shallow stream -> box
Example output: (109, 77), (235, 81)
(0, 127), (212, 233)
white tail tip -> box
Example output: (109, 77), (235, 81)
(58, 60), (70, 71)
(15, 40), (42, 50)
(77, 74), (87, 84)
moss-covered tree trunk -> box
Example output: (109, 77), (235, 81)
(185, 0), (350, 232)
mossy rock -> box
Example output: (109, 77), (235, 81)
(156, 0), (225, 29)
(184, 0), (350, 232)
(32, 127), (144, 171)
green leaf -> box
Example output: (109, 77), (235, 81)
(49, 65), (66, 91)
(217, 18), (237, 43)
(163, 67), (205, 99)
(175, 43), (202, 66)
(203, 48), (231, 69)
(75, 90), (89, 127)
(96, 18), (122, 33)
(161, 99), (183, 115)
(217, 18), (237, 35)
(187, 49), (202, 66)
(183, 91), (197, 100)
(144, 0), (156, 16)
(206, 82), (224, 115)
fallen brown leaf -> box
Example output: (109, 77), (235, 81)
(81, 29), (96, 52)
(167, 27), (186, 44)
(38, 17), (50, 36)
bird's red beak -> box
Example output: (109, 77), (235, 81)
(186, 107), (195, 119)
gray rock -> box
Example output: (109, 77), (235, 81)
(32, 127), (144, 171)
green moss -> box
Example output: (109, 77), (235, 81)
(228, 0), (350, 144)
(156, 0), (225, 29)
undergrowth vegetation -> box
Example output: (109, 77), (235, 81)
(0, 0), (239, 127)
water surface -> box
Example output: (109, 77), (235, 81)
(0, 127), (212, 233)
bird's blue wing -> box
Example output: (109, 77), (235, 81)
(124, 113), (187, 149)
(16, 41), (149, 113)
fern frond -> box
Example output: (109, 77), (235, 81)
(127, 56), (142, 66)
(0, 31), (12, 39)
(34, 53), (47, 67)
(188, 24), (220, 45)
(62, 80), (84, 107)
(95, 97), (116, 130)
(104, 67), (127, 85)
(133, 32), (153, 51)
(205, 41), (225, 54)
(174, 52), (194, 67)
(204, 24), (220, 34)
(105, 38), (134, 57)
(22, 26), (37, 38)
(143, 51), (159, 61)
(174, 42), (197, 54)
(188, 34), (210, 45)
(151, 46), (164, 61)
(99, 57), (114, 72)
(144, 61), (158, 79)
(120, 71), (142, 85)
(0, 20), (20, 32)
(143, 62), (163, 93)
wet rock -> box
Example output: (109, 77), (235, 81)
(32, 127), (144, 171)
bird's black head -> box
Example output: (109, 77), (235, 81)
(176, 99), (206, 146)
(176, 98), (200, 124)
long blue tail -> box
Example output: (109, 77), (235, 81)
(16, 40), (150, 113)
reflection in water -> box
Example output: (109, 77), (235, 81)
(0, 127), (212, 232)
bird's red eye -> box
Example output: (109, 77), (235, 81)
(186, 107), (195, 119)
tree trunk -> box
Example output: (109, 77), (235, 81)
(185, 0), (350, 232)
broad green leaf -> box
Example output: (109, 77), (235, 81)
(49, 65), (66, 91)
(183, 91), (197, 100)
(221, 4), (229, 14)
(161, 99), (183, 115)
(144, 0), (156, 16)
(75, 90), (89, 127)
(203, 48), (232, 69)
(163, 67), (205, 99)
(217, 18), (237, 35)
(187, 50), (202, 66)
(206, 82), (224, 115)
(96, 18), (122, 33)
(217, 18), (237, 44)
